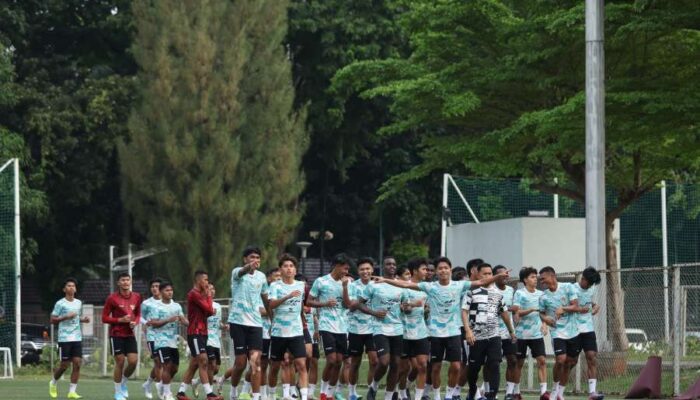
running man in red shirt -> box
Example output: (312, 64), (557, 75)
(176, 270), (222, 400)
(102, 272), (142, 400)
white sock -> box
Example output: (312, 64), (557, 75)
(484, 382), (490, 393)
(309, 384), (316, 396)
(179, 383), (191, 394)
(204, 383), (214, 395)
(115, 383), (122, 392)
(69, 383), (77, 393)
(284, 384), (291, 398)
(454, 386), (461, 397)
(349, 385), (357, 397)
(328, 386), (336, 397)
(122, 376), (129, 385)
(164, 384), (172, 396)
(400, 389), (408, 399)
(558, 385), (566, 399)
(146, 377), (154, 385)
(50, 378), (57, 385)
(515, 384), (521, 394)
(321, 381), (329, 395)
(371, 381), (379, 391)
(446, 386), (454, 400)
(301, 388), (309, 400)
(244, 380), (253, 394)
(415, 388), (424, 400)
(506, 382), (515, 395)
(433, 387), (441, 400)
(588, 379), (597, 394)
(539, 383), (546, 395)
(230, 386), (238, 400)
(385, 391), (395, 400)
(254, 393), (261, 400)
(476, 388), (482, 399)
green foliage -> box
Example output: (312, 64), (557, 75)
(388, 239), (429, 264)
(123, 0), (307, 291)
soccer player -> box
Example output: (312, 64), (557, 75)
(360, 256), (406, 400)
(491, 265), (518, 400)
(268, 255), (310, 400)
(304, 299), (320, 399)
(511, 267), (549, 400)
(307, 253), (352, 400)
(457, 258), (484, 400)
(572, 267), (604, 400)
(538, 266), (580, 400)
(102, 272), (142, 400)
(228, 246), (270, 400)
(342, 257), (378, 400)
(142, 278), (163, 399)
(192, 283), (227, 397)
(399, 259), (430, 400)
(149, 282), (188, 400)
(49, 278), (90, 399)
(176, 270), (221, 400)
(462, 263), (516, 400)
(373, 257), (507, 400)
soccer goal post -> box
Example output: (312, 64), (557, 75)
(0, 158), (20, 368)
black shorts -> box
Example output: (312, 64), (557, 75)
(58, 341), (82, 360)
(501, 338), (517, 357)
(401, 338), (430, 359)
(312, 342), (320, 359)
(516, 338), (546, 359)
(304, 329), (313, 345)
(271, 336), (307, 361)
(110, 336), (137, 356)
(553, 337), (580, 358)
(157, 347), (180, 366)
(320, 331), (347, 356)
(577, 331), (598, 353)
(147, 341), (158, 359)
(187, 334), (208, 356)
(468, 337), (502, 366)
(207, 346), (221, 364)
(261, 338), (271, 359)
(431, 335), (462, 363)
(373, 334), (403, 358)
(230, 323), (263, 356)
(348, 333), (376, 356)
(460, 327), (469, 364)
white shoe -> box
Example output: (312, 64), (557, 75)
(164, 394), (175, 400)
(143, 382), (154, 400)
(156, 383), (164, 400)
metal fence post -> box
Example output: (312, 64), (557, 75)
(673, 265), (681, 395)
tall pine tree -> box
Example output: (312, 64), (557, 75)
(121, 0), (307, 291)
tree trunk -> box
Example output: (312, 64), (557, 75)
(606, 219), (629, 351)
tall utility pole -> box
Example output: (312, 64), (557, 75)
(585, 0), (606, 270)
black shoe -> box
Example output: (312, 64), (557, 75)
(367, 387), (377, 400)
(406, 388), (411, 400)
(421, 396), (430, 400)
(392, 393), (399, 400)
(504, 395), (513, 400)
(454, 395), (462, 400)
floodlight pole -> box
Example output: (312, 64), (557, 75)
(13, 158), (21, 367)
(585, 0), (606, 270)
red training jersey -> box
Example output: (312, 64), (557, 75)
(102, 291), (142, 337)
(187, 288), (214, 336)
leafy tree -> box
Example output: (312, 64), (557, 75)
(123, 0), (306, 291)
(333, 0), (700, 351)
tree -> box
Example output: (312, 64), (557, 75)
(333, 0), (700, 351)
(122, 0), (307, 291)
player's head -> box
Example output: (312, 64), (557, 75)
(467, 258), (484, 279)
(426, 263), (436, 281)
(357, 257), (375, 280)
(194, 270), (209, 290)
(407, 257), (429, 282)
(580, 266), (601, 289)
(242, 246), (262, 267)
(267, 267), (281, 283)
(478, 263), (493, 280)
(383, 256), (397, 277)
(519, 266), (538, 288)
(149, 277), (163, 297)
(208, 283), (216, 297)
(278, 253), (298, 278)
(63, 277), (78, 296)
(117, 272), (131, 291)
(452, 266), (467, 281)
(160, 282), (174, 300)
(492, 265), (507, 287)
(331, 253), (352, 277)
(434, 256), (452, 282)
(538, 266), (557, 287)
(397, 265), (411, 281)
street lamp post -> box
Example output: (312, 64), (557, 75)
(296, 242), (313, 274)
(310, 231), (333, 275)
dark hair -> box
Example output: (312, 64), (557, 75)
(452, 266), (467, 280)
(582, 266), (602, 285)
(434, 256), (452, 267)
(467, 258), (484, 274)
(117, 272), (131, 280)
(149, 277), (163, 287)
(357, 257), (375, 268)
(397, 265), (410, 277)
(64, 277), (78, 287)
(539, 266), (556, 275)
(160, 281), (173, 291)
(243, 246), (262, 258)
(407, 257), (429, 272)
(519, 267), (538, 283)
(493, 265), (507, 275)
(383, 256), (396, 262)
(294, 273), (307, 282)
(332, 253), (353, 267)
(278, 253), (299, 267)
(266, 267), (280, 277)
(194, 270), (208, 280)
(477, 263), (492, 272)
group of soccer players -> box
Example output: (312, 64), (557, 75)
(47, 246), (605, 400)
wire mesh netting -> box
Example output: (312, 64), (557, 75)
(0, 162), (17, 361)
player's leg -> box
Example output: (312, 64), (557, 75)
(466, 340), (487, 399)
(446, 335), (463, 400)
(411, 353), (429, 400)
(289, 337), (309, 400)
(370, 335), (390, 391)
(384, 337), (403, 398)
(122, 337), (139, 396)
(484, 338), (502, 400)
(503, 339), (517, 400)
(51, 342), (71, 396)
(429, 337), (445, 400)
(308, 343), (320, 400)
(231, 324), (250, 390)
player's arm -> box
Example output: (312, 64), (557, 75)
(179, 309), (189, 326)
(461, 308), (476, 345)
(356, 301), (386, 318)
(371, 276), (420, 291)
(269, 290), (302, 309)
(101, 297), (127, 324)
(591, 303), (600, 315)
(342, 280), (360, 310)
(500, 301), (516, 340)
(191, 291), (215, 316)
(236, 262), (260, 278)
(306, 295), (336, 308)
(149, 314), (179, 328)
(261, 292), (272, 318)
(471, 269), (509, 289)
